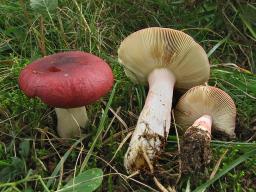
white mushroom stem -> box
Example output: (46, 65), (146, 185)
(55, 107), (88, 138)
(191, 115), (212, 136)
(124, 68), (176, 173)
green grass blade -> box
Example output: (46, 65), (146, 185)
(207, 36), (229, 58)
(211, 140), (256, 148)
(193, 149), (256, 192)
(239, 14), (256, 39)
(168, 136), (256, 148)
(45, 138), (86, 190)
(79, 82), (117, 173)
(0, 160), (10, 167)
(185, 178), (191, 192)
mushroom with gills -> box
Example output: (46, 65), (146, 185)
(19, 51), (114, 138)
(174, 85), (236, 173)
(118, 27), (210, 173)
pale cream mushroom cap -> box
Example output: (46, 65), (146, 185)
(118, 27), (210, 89)
(174, 85), (237, 137)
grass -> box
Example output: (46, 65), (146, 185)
(0, 0), (255, 191)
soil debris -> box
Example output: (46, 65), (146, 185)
(180, 126), (212, 174)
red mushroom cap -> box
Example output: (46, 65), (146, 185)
(19, 51), (114, 108)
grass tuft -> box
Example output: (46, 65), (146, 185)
(0, 0), (255, 191)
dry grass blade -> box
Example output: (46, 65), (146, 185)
(108, 131), (132, 164)
(102, 106), (121, 139)
(101, 101), (128, 131)
(0, 1), (255, 191)
(193, 149), (256, 192)
(95, 155), (158, 192)
(142, 148), (172, 192)
(172, 111), (181, 184)
(210, 149), (228, 179)
(72, 0), (91, 33)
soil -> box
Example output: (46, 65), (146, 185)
(180, 126), (212, 174)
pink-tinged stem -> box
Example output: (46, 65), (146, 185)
(192, 115), (212, 136)
(124, 68), (176, 173)
(181, 114), (213, 173)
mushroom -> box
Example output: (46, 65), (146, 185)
(118, 27), (210, 173)
(174, 85), (236, 173)
(19, 51), (114, 138)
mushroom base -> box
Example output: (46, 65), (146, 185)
(124, 125), (165, 173)
(181, 126), (212, 174)
(55, 107), (88, 138)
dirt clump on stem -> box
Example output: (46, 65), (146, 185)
(180, 126), (212, 174)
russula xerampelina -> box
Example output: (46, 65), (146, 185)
(19, 51), (114, 138)
(118, 27), (210, 173)
(174, 85), (236, 173)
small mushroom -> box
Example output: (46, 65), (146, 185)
(118, 27), (210, 173)
(19, 51), (114, 138)
(174, 85), (236, 173)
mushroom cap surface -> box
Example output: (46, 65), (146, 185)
(174, 85), (236, 137)
(19, 51), (114, 108)
(118, 27), (210, 89)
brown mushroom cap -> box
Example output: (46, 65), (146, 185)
(174, 85), (236, 137)
(118, 27), (210, 89)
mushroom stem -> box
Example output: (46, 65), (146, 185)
(192, 115), (212, 136)
(55, 107), (88, 138)
(124, 68), (176, 173)
(181, 115), (212, 173)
